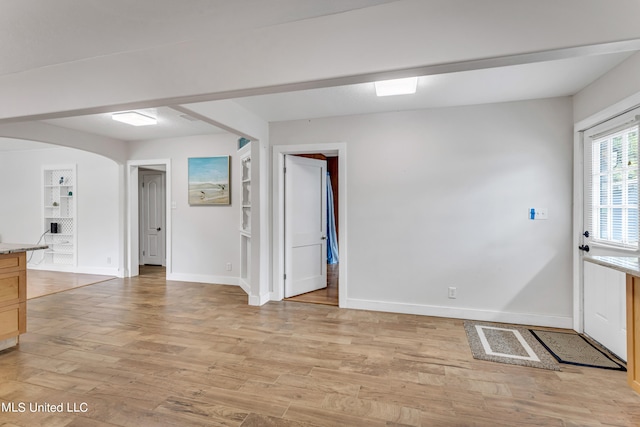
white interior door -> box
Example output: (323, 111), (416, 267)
(285, 155), (327, 298)
(141, 171), (165, 266)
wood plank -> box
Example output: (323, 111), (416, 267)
(0, 267), (635, 425)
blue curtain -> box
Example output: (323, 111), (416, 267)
(327, 171), (339, 264)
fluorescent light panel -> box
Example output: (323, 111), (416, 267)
(112, 111), (157, 126)
(375, 77), (418, 97)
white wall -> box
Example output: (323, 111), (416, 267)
(574, 52), (640, 123)
(271, 97), (574, 327)
(0, 146), (120, 275)
(128, 134), (240, 285)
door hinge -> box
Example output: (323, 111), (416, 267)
(143, 250), (145, 256)
(283, 167), (286, 173)
(284, 273), (287, 280)
(142, 181), (144, 187)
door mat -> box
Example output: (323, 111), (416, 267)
(530, 329), (626, 371)
(463, 321), (560, 371)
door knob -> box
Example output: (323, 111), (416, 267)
(321, 236), (327, 240)
(157, 227), (162, 231)
(583, 231), (590, 238)
(578, 245), (590, 252)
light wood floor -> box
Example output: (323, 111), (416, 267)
(1, 269), (639, 426)
(27, 270), (115, 300)
(286, 263), (339, 306)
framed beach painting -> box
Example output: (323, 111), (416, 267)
(188, 156), (230, 205)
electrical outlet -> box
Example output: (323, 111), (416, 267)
(448, 286), (457, 299)
(226, 262), (232, 271)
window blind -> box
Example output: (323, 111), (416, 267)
(588, 123), (639, 249)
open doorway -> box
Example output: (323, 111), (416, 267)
(272, 143), (347, 308)
(127, 159), (172, 278)
(285, 153), (339, 306)
(139, 167), (166, 276)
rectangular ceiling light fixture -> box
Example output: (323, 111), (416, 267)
(112, 111), (157, 126)
(374, 77), (418, 97)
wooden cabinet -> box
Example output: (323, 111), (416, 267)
(627, 275), (640, 394)
(0, 252), (26, 342)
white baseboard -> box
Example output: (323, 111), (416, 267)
(345, 298), (573, 329)
(76, 266), (120, 276)
(28, 263), (74, 273)
(0, 337), (17, 352)
(166, 272), (239, 286)
(248, 292), (270, 306)
(239, 279), (250, 295)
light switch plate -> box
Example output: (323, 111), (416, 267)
(529, 208), (548, 220)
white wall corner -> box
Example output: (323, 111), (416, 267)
(248, 292), (270, 306)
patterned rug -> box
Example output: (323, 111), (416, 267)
(530, 329), (626, 371)
(463, 321), (560, 370)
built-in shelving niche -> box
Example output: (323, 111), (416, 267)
(41, 164), (77, 269)
(239, 145), (251, 292)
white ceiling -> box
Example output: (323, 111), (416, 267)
(0, 1), (636, 145)
(41, 107), (226, 142)
(34, 50), (634, 143)
(0, 0), (396, 77)
(234, 51), (634, 122)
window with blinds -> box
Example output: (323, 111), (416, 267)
(589, 124), (639, 249)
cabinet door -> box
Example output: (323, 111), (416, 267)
(0, 303), (26, 340)
(584, 262), (627, 360)
(0, 271), (26, 308)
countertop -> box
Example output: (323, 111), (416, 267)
(584, 255), (640, 278)
(0, 243), (48, 255)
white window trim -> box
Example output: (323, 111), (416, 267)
(588, 123), (639, 249)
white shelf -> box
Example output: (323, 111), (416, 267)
(45, 250), (74, 255)
(42, 165), (77, 268)
(239, 147), (251, 288)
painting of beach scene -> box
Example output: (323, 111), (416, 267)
(188, 156), (230, 205)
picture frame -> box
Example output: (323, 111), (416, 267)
(237, 137), (250, 150)
(188, 156), (230, 205)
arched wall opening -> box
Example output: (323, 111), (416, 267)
(0, 137), (123, 276)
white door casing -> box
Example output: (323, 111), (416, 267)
(141, 171), (165, 266)
(284, 155), (327, 298)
